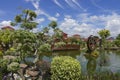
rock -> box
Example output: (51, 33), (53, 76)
(3, 55), (16, 60)
(20, 64), (28, 69)
(36, 60), (50, 71)
(26, 70), (39, 77)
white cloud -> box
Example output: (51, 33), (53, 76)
(24, 0), (120, 37)
(25, 0), (57, 21)
(55, 13), (60, 17)
(35, 18), (45, 23)
(31, 0), (40, 9)
(64, 15), (72, 19)
(32, 25), (43, 32)
(65, 0), (75, 8)
(90, 0), (105, 10)
(59, 16), (98, 37)
(59, 13), (120, 37)
(71, 0), (86, 11)
(64, 0), (86, 11)
(48, 17), (57, 21)
(53, 0), (64, 9)
(106, 19), (120, 37)
(0, 20), (11, 28)
(35, 9), (57, 21)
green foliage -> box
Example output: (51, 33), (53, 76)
(54, 42), (66, 48)
(85, 50), (99, 59)
(114, 40), (120, 47)
(0, 30), (14, 51)
(116, 34), (120, 40)
(53, 28), (63, 40)
(39, 43), (51, 53)
(98, 29), (110, 39)
(70, 37), (81, 44)
(79, 72), (120, 80)
(15, 15), (22, 22)
(49, 21), (57, 29)
(12, 9), (38, 30)
(5, 47), (16, 55)
(0, 72), (2, 80)
(0, 51), (3, 58)
(98, 29), (110, 48)
(13, 30), (37, 59)
(14, 30), (37, 43)
(0, 30), (13, 43)
(114, 34), (120, 47)
(42, 27), (49, 33)
(7, 62), (20, 72)
(0, 59), (9, 71)
(51, 56), (81, 80)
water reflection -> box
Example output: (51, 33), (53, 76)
(84, 51), (99, 75)
(87, 58), (96, 75)
(98, 50), (110, 67)
(38, 50), (120, 74)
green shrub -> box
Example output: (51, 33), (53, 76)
(54, 42), (66, 48)
(0, 59), (9, 69)
(39, 43), (51, 53)
(7, 62), (20, 72)
(0, 51), (3, 58)
(5, 47), (16, 55)
(0, 72), (2, 80)
(51, 56), (81, 80)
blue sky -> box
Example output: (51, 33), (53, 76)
(0, 0), (120, 37)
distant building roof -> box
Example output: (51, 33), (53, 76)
(107, 37), (114, 41)
(72, 34), (81, 39)
(73, 34), (80, 36)
(1, 26), (14, 30)
(81, 38), (88, 42)
(62, 32), (67, 35)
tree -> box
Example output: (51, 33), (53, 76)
(98, 29), (110, 39)
(98, 29), (110, 48)
(42, 27), (49, 34)
(13, 30), (37, 59)
(114, 34), (120, 47)
(0, 30), (14, 52)
(11, 9), (38, 30)
(116, 34), (120, 40)
(53, 28), (63, 40)
(49, 21), (57, 29)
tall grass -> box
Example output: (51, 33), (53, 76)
(80, 71), (120, 80)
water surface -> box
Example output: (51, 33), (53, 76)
(39, 50), (120, 74)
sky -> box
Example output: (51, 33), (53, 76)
(0, 0), (120, 38)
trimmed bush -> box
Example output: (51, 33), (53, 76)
(39, 43), (51, 53)
(51, 56), (81, 80)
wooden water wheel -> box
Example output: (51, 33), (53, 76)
(87, 35), (97, 52)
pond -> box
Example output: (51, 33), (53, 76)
(39, 50), (120, 74)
